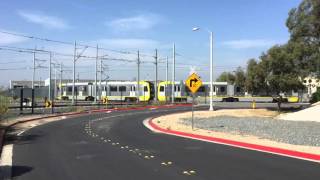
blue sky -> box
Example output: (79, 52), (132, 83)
(0, 0), (301, 86)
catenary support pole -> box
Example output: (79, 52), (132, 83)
(60, 63), (62, 98)
(32, 49), (35, 89)
(137, 50), (140, 103)
(72, 41), (76, 105)
(155, 49), (158, 103)
(99, 55), (102, 101)
(172, 43), (176, 104)
(95, 44), (98, 103)
(49, 52), (52, 101)
(166, 56), (168, 103)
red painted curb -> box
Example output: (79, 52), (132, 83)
(148, 118), (320, 162)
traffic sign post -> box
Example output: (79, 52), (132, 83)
(185, 73), (202, 130)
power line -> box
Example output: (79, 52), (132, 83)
(0, 30), (153, 57)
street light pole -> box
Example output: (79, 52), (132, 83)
(209, 31), (214, 111)
(192, 27), (214, 111)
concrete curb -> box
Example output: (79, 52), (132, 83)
(146, 117), (320, 163)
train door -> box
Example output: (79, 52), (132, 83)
(158, 84), (165, 100)
(130, 85), (136, 97)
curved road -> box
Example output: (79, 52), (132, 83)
(11, 107), (320, 179)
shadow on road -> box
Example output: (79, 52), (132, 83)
(5, 126), (43, 145)
(0, 165), (33, 178)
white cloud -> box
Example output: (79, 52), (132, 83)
(17, 11), (70, 30)
(107, 13), (163, 31)
(0, 30), (28, 45)
(222, 39), (282, 49)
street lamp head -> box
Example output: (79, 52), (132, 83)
(192, 27), (200, 31)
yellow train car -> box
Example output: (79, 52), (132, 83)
(157, 81), (187, 102)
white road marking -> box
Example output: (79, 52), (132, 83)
(0, 144), (13, 180)
(17, 130), (25, 136)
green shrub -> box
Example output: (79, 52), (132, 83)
(310, 87), (320, 103)
(0, 95), (9, 119)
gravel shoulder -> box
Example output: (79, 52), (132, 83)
(152, 109), (320, 155)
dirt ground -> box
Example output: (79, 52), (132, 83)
(152, 109), (320, 155)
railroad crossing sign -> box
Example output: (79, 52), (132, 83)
(185, 73), (202, 94)
(45, 100), (52, 108)
(102, 97), (108, 104)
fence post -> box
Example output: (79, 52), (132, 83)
(20, 88), (23, 114)
(31, 89), (34, 114)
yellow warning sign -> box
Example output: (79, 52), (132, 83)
(185, 73), (202, 94)
(102, 97), (108, 104)
(45, 100), (52, 108)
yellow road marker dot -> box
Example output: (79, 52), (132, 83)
(189, 170), (196, 174)
(167, 161), (172, 165)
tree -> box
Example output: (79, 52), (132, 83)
(262, 45), (304, 110)
(245, 59), (269, 95)
(216, 72), (236, 84)
(234, 66), (246, 91)
(286, 0), (320, 77)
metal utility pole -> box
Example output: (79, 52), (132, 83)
(54, 65), (57, 99)
(72, 41), (76, 105)
(49, 52), (52, 101)
(137, 50), (140, 102)
(60, 63), (63, 98)
(32, 49), (36, 89)
(166, 56), (168, 103)
(172, 43), (176, 104)
(99, 56), (102, 101)
(154, 49), (158, 103)
(95, 44), (98, 103)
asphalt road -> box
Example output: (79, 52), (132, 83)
(10, 106), (320, 180)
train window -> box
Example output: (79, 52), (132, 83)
(83, 86), (87, 92)
(144, 86), (148, 92)
(174, 86), (176, 92)
(119, 86), (126, 91)
(110, 86), (117, 92)
(177, 86), (180, 92)
(220, 87), (225, 92)
(198, 86), (205, 92)
(68, 87), (72, 92)
(160, 86), (164, 92)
